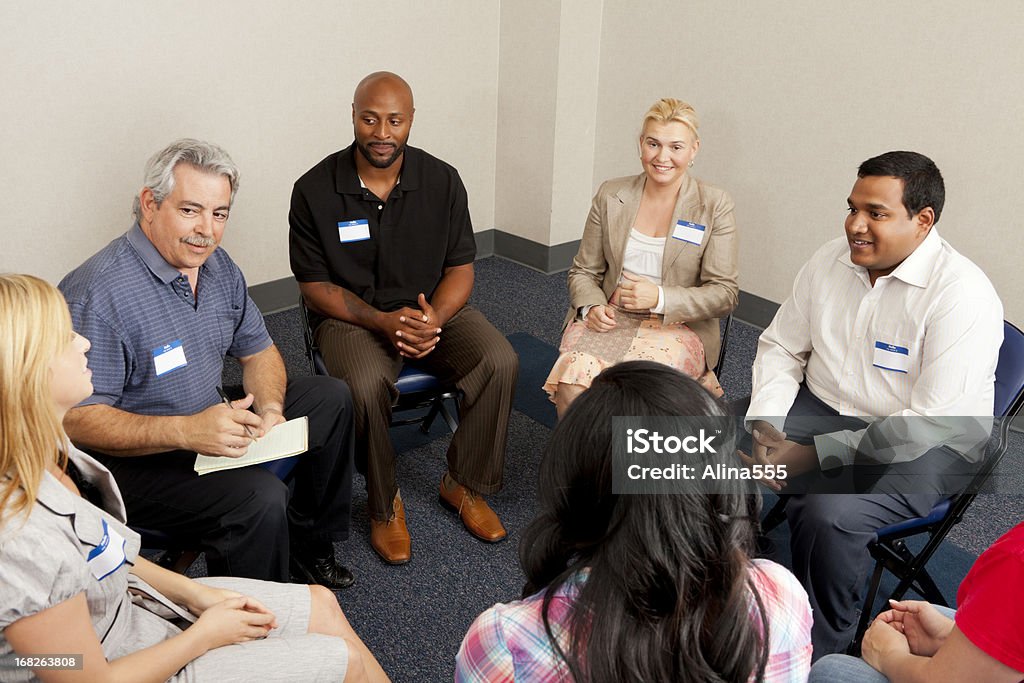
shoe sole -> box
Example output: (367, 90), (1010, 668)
(371, 545), (412, 565)
(438, 494), (507, 543)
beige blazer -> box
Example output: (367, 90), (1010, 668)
(564, 172), (739, 369)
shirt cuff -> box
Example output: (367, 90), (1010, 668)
(578, 304), (597, 321)
(813, 431), (857, 470)
(743, 416), (787, 434)
(651, 286), (666, 314)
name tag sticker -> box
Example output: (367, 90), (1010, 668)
(87, 519), (127, 581)
(338, 219), (371, 243)
(873, 341), (911, 373)
(671, 220), (706, 246)
(153, 340), (187, 377)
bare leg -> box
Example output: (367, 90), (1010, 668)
(307, 586), (390, 682)
(555, 382), (586, 420)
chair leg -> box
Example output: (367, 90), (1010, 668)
(156, 549), (199, 574)
(156, 549), (184, 570)
(420, 398), (443, 434)
(853, 558), (887, 650)
(439, 400), (459, 433)
(171, 550), (200, 575)
(894, 568), (948, 607)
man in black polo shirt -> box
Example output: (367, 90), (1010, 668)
(289, 71), (518, 565)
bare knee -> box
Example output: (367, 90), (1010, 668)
(307, 585), (348, 636)
(342, 639), (367, 683)
(555, 382), (586, 420)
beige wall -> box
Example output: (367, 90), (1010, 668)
(494, 0), (561, 245)
(494, 0), (603, 246)
(592, 1), (1024, 324)
(1, 1), (499, 287)
(3, 1), (1021, 324)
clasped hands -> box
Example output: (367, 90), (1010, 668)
(585, 272), (659, 333)
(187, 584), (279, 648)
(188, 394), (285, 459)
(861, 599), (954, 672)
(737, 420), (817, 492)
(375, 292), (443, 359)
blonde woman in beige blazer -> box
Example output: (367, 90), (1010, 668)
(544, 99), (739, 417)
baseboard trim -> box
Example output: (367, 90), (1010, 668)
(248, 277), (301, 315)
(474, 229), (495, 258)
(734, 291), (780, 330)
(491, 231), (579, 274)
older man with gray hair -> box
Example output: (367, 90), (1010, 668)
(60, 139), (357, 589)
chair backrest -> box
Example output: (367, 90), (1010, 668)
(994, 320), (1024, 419)
(953, 320), (1024, 500)
(882, 320), (1024, 532)
(298, 298), (329, 376)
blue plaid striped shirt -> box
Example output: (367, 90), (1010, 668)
(58, 223), (272, 417)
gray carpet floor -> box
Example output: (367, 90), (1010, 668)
(216, 255), (1022, 681)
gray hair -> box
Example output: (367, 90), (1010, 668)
(132, 138), (240, 221)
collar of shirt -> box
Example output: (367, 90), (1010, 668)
(33, 445), (128, 522)
(334, 142), (422, 196)
(837, 227), (942, 289)
(126, 221), (217, 288)
(358, 173), (401, 190)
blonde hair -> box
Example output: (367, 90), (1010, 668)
(640, 98), (700, 141)
(0, 274), (71, 525)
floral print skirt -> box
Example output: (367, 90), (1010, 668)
(543, 309), (723, 400)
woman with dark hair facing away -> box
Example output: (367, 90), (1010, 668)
(457, 361), (812, 682)
(0, 274), (389, 683)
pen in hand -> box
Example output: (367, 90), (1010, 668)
(216, 386), (257, 441)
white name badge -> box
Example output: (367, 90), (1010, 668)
(153, 340), (187, 377)
(671, 220), (706, 246)
(873, 341), (911, 373)
(87, 519), (127, 580)
(338, 219), (371, 243)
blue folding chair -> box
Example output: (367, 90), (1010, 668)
(299, 298), (461, 434)
(851, 320), (1024, 649)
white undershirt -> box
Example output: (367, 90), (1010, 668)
(622, 228), (666, 313)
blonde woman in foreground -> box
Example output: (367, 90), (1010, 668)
(0, 274), (389, 683)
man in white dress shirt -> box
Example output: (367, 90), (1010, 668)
(739, 151), (1003, 659)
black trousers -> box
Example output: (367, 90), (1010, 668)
(733, 386), (976, 659)
(97, 376), (354, 581)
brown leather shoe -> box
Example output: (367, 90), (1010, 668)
(369, 492), (411, 564)
(439, 474), (507, 542)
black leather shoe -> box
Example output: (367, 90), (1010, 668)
(290, 552), (355, 590)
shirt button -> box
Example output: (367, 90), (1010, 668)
(377, 204), (383, 210)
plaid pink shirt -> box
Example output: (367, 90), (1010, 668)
(455, 559), (812, 682)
